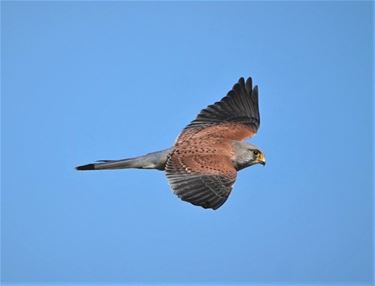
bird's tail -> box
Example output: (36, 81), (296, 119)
(75, 148), (172, 171)
(76, 159), (138, 171)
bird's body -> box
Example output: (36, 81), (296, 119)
(76, 77), (265, 210)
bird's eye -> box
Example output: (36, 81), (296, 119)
(253, 150), (259, 156)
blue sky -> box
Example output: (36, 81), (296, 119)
(1, 1), (373, 284)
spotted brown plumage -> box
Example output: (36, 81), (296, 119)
(76, 76), (265, 210)
(165, 77), (260, 209)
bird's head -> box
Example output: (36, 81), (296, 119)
(232, 142), (266, 170)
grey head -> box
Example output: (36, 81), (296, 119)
(232, 141), (266, 171)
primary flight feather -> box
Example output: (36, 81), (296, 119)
(76, 76), (265, 210)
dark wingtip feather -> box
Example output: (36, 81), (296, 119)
(245, 77), (253, 93)
(238, 77), (245, 86)
(76, 164), (96, 171)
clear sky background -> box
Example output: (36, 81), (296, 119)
(1, 1), (373, 284)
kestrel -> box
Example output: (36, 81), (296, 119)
(76, 76), (265, 210)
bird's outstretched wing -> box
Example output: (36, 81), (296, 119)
(166, 77), (260, 210)
(176, 77), (260, 143)
(166, 150), (236, 210)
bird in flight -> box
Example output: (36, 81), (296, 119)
(76, 76), (265, 210)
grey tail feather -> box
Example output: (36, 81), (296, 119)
(75, 148), (173, 172)
(75, 159), (134, 171)
(76, 164), (96, 170)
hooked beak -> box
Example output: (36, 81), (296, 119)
(257, 153), (266, 166)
